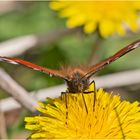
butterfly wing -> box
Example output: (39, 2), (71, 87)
(0, 56), (67, 80)
(85, 39), (140, 78)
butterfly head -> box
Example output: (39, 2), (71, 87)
(65, 69), (90, 93)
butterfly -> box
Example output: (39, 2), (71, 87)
(0, 40), (140, 94)
(1, 40), (139, 139)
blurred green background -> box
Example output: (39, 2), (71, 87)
(0, 1), (140, 139)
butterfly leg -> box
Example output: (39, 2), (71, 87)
(91, 80), (97, 111)
(114, 107), (125, 139)
(61, 92), (68, 124)
(84, 81), (96, 111)
(81, 92), (88, 114)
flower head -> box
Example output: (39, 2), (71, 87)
(25, 83), (140, 139)
(50, 1), (140, 37)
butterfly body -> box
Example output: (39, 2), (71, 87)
(63, 68), (90, 92)
(0, 40), (140, 93)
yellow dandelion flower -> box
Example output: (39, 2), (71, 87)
(25, 83), (140, 139)
(50, 1), (140, 37)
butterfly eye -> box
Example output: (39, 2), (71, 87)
(81, 79), (86, 85)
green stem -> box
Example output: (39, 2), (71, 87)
(88, 34), (103, 65)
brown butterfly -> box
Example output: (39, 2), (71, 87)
(0, 40), (140, 93)
(2, 40), (139, 139)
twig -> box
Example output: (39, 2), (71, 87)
(0, 28), (80, 57)
(0, 1), (18, 14)
(93, 69), (140, 88)
(0, 102), (7, 139)
(1, 69), (140, 112)
(0, 68), (37, 112)
(88, 34), (103, 65)
(0, 1), (32, 15)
